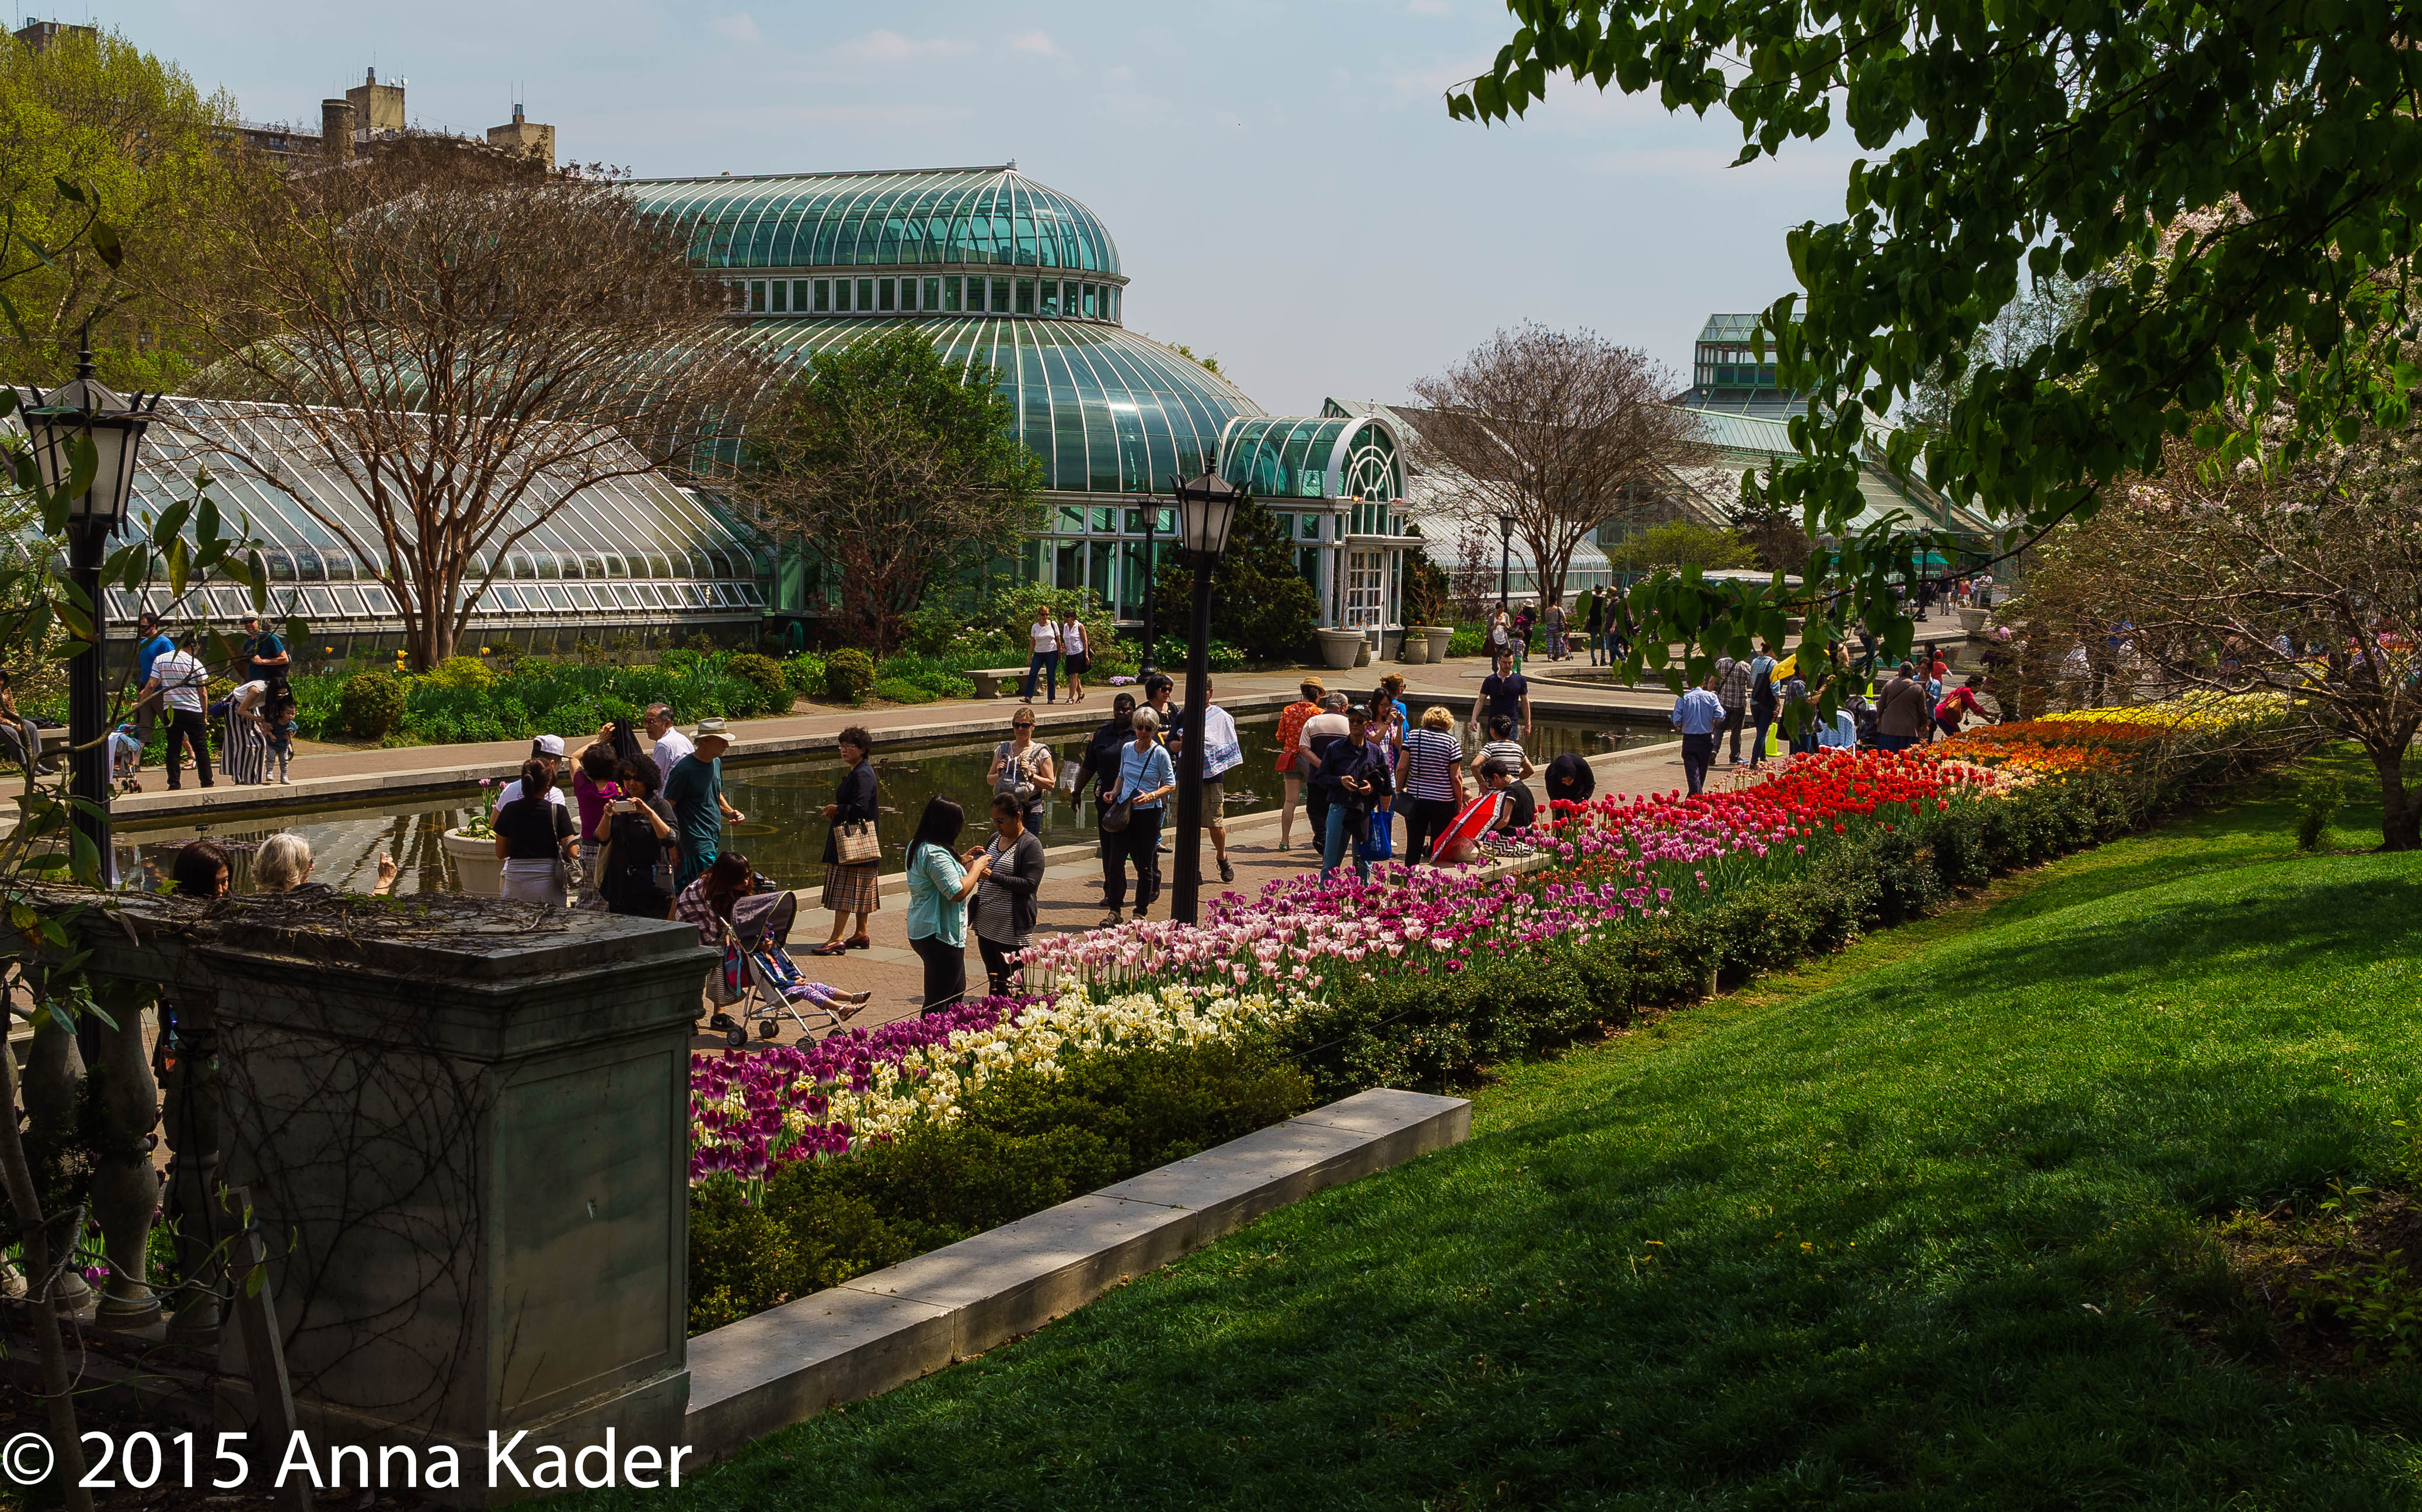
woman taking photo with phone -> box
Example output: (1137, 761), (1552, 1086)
(594, 754), (677, 917)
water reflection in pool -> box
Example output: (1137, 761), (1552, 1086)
(116, 713), (1675, 896)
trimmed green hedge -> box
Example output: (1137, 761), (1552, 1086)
(687, 1039), (1311, 1333)
(1270, 768), (2146, 1099)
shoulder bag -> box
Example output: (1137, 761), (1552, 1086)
(834, 819), (881, 866)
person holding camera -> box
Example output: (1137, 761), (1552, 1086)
(987, 708), (1055, 835)
(594, 753), (677, 918)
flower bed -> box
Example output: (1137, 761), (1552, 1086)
(683, 701), (2289, 1330)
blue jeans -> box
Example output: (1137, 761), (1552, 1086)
(1022, 650), (1059, 702)
(1322, 802), (1369, 884)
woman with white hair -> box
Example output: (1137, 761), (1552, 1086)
(252, 831), (399, 896)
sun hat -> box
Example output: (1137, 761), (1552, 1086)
(692, 717), (731, 741)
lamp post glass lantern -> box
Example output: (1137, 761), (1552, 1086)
(1166, 470), (1243, 925)
(20, 336), (159, 887)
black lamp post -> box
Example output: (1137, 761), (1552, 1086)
(1166, 469), (1243, 925)
(1138, 503), (1159, 678)
(1914, 529), (1935, 622)
(21, 329), (157, 887)
(1497, 512), (1517, 615)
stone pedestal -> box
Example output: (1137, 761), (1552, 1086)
(54, 892), (713, 1505)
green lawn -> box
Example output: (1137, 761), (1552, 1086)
(617, 762), (2422, 1510)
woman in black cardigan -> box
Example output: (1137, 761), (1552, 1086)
(968, 792), (1047, 999)
(811, 726), (881, 956)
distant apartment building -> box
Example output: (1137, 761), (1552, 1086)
(224, 68), (556, 171)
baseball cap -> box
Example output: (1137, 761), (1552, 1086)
(534, 734), (565, 757)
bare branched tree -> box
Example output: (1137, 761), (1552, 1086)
(152, 140), (765, 668)
(1408, 324), (1711, 608)
(2023, 433), (2422, 849)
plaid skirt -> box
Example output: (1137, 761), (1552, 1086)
(821, 860), (880, 915)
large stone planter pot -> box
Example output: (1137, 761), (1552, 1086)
(1398, 629), (1431, 664)
(441, 827), (503, 896)
(1423, 626), (1456, 661)
(1355, 633), (1374, 668)
(1960, 607), (1989, 635)
(1315, 628), (1365, 671)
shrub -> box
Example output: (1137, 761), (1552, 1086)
(871, 677), (940, 705)
(824, 647), (877, 703)
(2295, 775), (2345, 851)
(781, 653), (826, 697)
(686, 1039), (1310, 1333)
(872, 652), (975, 701)
(418, 655), (497, 692)
(337, 673), (408, 738)
(727, 653), (791, 712)
(1149, 639), (1249, 674)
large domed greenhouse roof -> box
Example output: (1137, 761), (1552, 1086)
(717, 315), (1260, 493)
(626, 165), (1121, 277)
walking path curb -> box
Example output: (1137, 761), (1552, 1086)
(681, 1086), (1470, 1462)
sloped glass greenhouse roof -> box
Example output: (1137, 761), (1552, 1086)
(82, 397), (764, 630)
(717, 316), (1261, 494)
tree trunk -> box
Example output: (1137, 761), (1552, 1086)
(2368, 738), (2421, 852)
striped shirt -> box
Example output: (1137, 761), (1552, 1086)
(1400, 726), (1461, 803)
(1479, 739), (1528, 777)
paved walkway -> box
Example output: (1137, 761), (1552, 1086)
(113, 653), (1686, 826)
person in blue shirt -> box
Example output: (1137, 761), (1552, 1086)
(1670, 673), (1724, 796)
(131, 612), (173, 751)
(1102, 705), (1175, 924)
(904, 795), (989, 1014)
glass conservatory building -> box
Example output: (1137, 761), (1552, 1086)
(625, 164), (1421, 635)
(41, 396), (769, 665)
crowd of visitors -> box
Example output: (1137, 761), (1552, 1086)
(127, 580), (2015, 1047)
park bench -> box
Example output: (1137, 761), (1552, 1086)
(967, 667), (1032, 699)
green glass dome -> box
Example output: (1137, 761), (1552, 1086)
(626, 166), (1121, 277)
(720, 316), (1261, 494)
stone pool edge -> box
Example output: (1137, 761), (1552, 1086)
(680, 1086), (1472, 1464)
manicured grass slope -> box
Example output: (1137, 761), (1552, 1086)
(628, 779), (2422, 1510)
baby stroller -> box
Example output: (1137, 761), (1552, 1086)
(714, 889), (871, 1047)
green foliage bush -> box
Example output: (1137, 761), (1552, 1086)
(727, 653), (792, 709)
(2295, 775), (2346, 851)
(1148, 639), (1249, 674)
(871, 677), (940, 705)
(686, 1039), (1311, 1333)
(1152, 499), (1319, 662)
(299, 653), (789, 745)
(337, 673), (408, 738)
(824, 647), (877, 703)
(781, 653), (826, 696)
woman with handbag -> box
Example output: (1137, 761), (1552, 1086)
(1100, 706), (1174, 924)
(595, 754), (677, 918)
(1269, 677), (1323, 851)
(493, 758), (577, 905)
(968, 793), (1045, 998)
(811, 724), (881, 956)
(986, 708), (1055, 835)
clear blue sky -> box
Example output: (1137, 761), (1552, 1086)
(78, 0), (1859, 417)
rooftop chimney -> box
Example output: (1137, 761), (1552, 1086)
(321, 98), (357, 161)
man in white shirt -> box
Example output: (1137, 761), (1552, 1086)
(139, 631), (214, 789)
(644, 703), (694, 777)
(492, 734), (568, 815)
(1172, 679), (1245, 884)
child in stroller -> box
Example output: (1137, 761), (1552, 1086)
(710, 884), (873, 1047)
